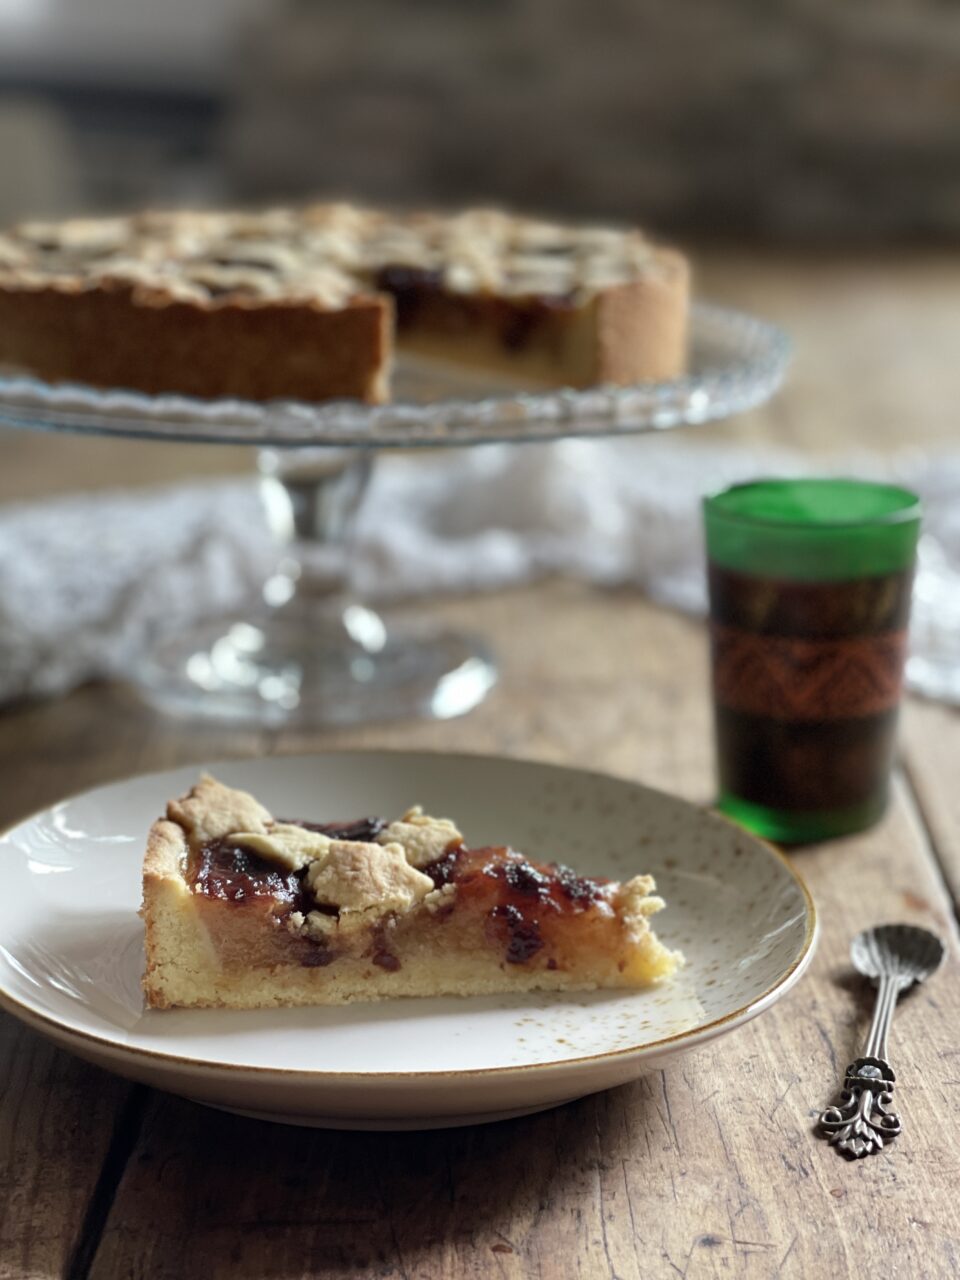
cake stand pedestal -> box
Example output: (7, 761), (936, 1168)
(138, 447), (496, 724)
(0, 303), (789, 726)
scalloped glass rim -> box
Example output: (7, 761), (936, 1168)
(0, 302), (789, 449)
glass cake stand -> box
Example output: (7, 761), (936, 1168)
(0, 303), (789, 726)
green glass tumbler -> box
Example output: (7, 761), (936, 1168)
(704, 478), (921, 844)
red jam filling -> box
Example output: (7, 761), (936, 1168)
(191, 817), (386, 908)
(193, 839), (302, 906)
(190, 821), (611, 969)
(373, 263), (577, 351)
(423, 846), (610, 965)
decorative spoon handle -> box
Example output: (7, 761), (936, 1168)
(863, 973), (899, 1060)
(818, 975), (904, 1159)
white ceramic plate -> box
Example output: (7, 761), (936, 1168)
(0, 752), (816, 1129)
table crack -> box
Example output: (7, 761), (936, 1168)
(63, 1084), (150, 1280)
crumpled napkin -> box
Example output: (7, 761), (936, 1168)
(2, 437), (958, 705)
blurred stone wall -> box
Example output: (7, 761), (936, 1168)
(226, 0), (960, 239)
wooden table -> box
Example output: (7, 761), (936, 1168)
(1, 250), (959, 1279)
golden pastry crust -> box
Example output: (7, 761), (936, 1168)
(376, 807), (464, 867)
(140, 776), (681, 1010)
(0, 204), (689, 404)
(304, 841), (433, 919)
(0, 280), (390, 402)
(167, 774), (273, 849)
(592, 250), (690, 384)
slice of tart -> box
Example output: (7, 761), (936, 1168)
(141, 774), (680, 1009)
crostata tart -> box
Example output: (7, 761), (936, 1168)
(0, 205), (688, 403)
(141, 775), (680, 1009)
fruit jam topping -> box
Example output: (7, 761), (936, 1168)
(373, 262), (576, 351)
(193, 825), (612, 971)
(423, 845), (611, 966)
(289, 817), (387, 843)
(491, 903), (545, 964)
(193, 838), (303, 906)
(192, 816), (386, 907)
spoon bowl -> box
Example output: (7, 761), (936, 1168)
(851, 923), (945, 988)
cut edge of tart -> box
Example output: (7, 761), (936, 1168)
(140, 774), (681, 1010)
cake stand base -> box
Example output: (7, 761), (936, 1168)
(133, 610), (497, 727)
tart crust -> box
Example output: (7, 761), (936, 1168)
(141, 776), (681, 1010)
(0, 206), (688, 404)
(0, 281), (391, 402)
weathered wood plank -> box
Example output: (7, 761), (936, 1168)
(0, 1013), (134, 1280)
(901, 699), (960, 914)
(696, 248), (960, 454)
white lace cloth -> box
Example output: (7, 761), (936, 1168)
(3, 437), (959, 704)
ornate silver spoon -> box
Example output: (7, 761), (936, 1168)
(819, 923), (945, 1158)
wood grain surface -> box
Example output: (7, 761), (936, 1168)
(1, 249), (959, 1279)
